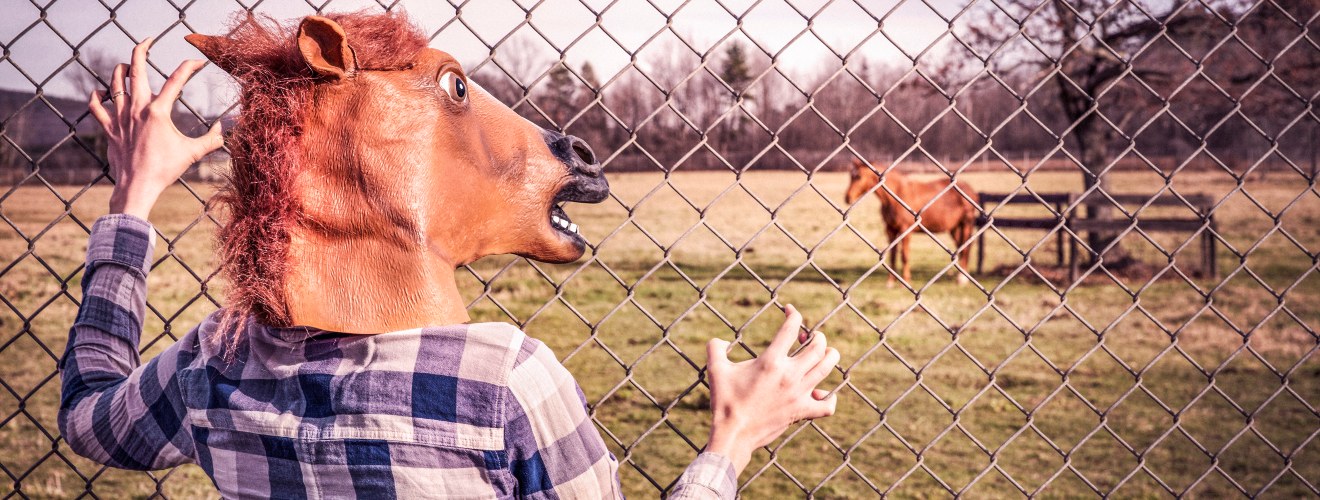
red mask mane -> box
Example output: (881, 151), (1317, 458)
(202, 12), (428, 344)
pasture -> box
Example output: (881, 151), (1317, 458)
(1, 168), (1317, 498)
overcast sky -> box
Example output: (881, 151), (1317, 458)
(1, 0), (962, 112)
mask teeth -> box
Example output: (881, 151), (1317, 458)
(551, 214), (571, 230)
(550, 202), (580, 235)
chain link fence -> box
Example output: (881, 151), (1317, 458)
(2, 0), (1318, 497)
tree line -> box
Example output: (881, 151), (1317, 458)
(6, 0), (1313, 192)
(475, 0), (1316, 177)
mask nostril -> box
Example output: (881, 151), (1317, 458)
(571, 140), (596, 165)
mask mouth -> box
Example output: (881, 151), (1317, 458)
(547, 175), (608, 245)
(549, 202), (581, 240)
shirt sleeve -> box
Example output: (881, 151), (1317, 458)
(57, 214), (196, 470)
(670, 452), (738, 499)
(503, 336), (738, 499)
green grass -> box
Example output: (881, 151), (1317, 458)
(1, 168), (1317, 498)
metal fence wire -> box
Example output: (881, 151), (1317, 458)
(2, 0), (1319, 497)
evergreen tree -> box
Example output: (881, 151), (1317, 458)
(580, 62), (601, 92)
(718, 42), (754, 168)
(719, 42), (752, 103)
(546, 62), (577, 129)
(575, 62), (613, 156)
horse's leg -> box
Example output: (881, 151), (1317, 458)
(901, 232), (912, 284)
(954, 223), (971, 285)
(886, 227), (899, 287)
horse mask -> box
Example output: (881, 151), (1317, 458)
(187, 13), (607, 336)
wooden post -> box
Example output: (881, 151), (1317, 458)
(1067, 194), (1078, 284)
(1055, 202), (1065, 267)
(1206, 215), (1218, 280)
(977, 223), (986, 274)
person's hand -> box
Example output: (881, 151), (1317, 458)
(704, 304), (841, 474)
(88, 38), (224, 220)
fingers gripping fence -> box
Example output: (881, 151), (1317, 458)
(2, 0), (1319, 497)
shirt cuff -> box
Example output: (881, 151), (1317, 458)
(86, 214), (156, 276)
(675, 452), (738, 499)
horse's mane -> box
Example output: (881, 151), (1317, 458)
(213, 11), (428, 353)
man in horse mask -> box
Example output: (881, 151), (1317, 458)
(59, 12), (839, 499)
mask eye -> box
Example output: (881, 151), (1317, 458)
(439, 71), (467, 102)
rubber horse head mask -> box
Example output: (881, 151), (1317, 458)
(187, 13), (607, 338)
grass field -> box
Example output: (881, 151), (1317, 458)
(1, 168), (1317, 498)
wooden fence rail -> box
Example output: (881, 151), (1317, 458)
(975, 192), (1218, 281)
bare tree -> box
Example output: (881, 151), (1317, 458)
(0, 112), (29, 177)
(1210, 0), (1319, 176)
(476, 34), (553, 109)
(963, 0), (1202, 267)
(67, 48), (121, 159)
(67, 48), (118, 99)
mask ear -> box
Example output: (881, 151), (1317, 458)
(298, 16), (356, 80)
(185, 33), (242, 75)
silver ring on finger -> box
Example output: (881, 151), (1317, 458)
(109, 91), (126, 101)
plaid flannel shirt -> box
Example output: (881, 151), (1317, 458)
(59, 214), (737, 499)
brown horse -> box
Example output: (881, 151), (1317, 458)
(186, 13), (606, 341)
(844, 160), (980, 286)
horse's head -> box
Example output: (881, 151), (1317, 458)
(187, 13), (609, 334)
(845, 160), (907, 206)
(845, 159), (881, 205)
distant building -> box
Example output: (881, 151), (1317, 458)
(1, 88), (231, 185)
